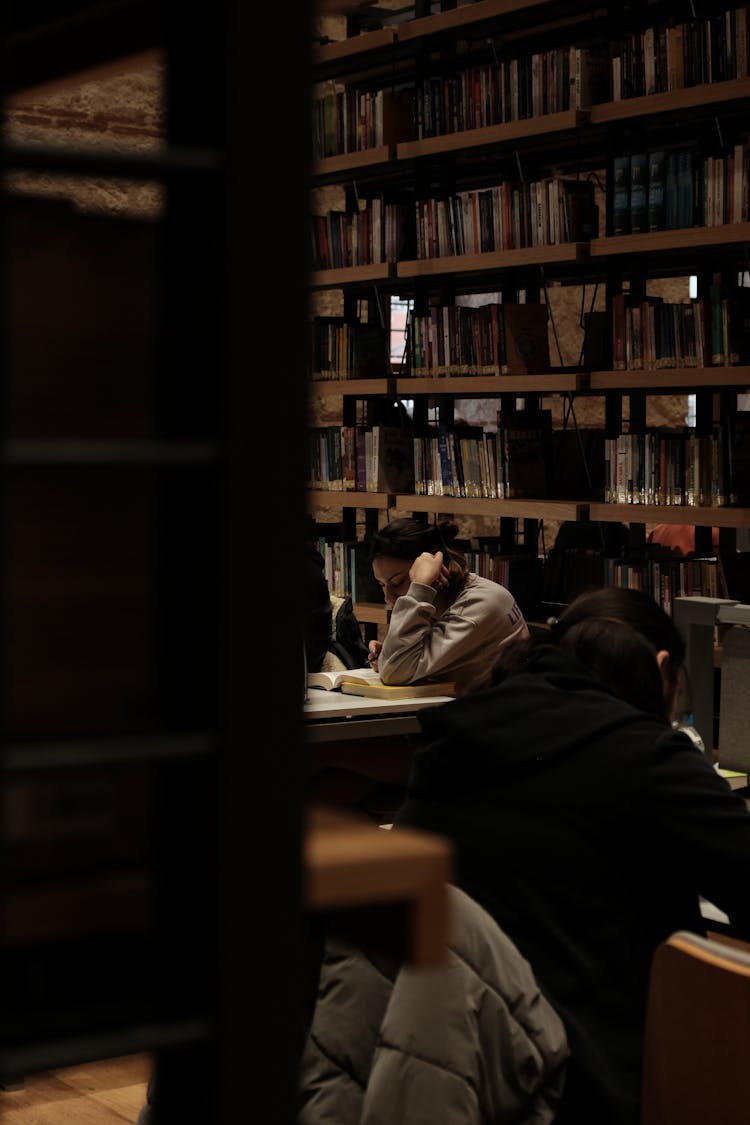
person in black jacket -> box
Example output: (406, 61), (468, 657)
(394, 585), (750, 1125)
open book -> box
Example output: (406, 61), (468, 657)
(307, 666), (455, 700)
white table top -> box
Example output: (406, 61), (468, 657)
(304, 690), (454, 720)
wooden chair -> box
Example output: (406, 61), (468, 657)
(641, 930), (750, 1124)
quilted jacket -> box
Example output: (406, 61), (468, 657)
(298, 885), (569, 1125)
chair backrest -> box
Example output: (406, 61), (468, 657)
(641, 930), (750, 1125)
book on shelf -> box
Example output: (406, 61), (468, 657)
(569, 42), (609, 108)
(498, 408), (553, 499)
(647, 150), (666, 232)
(725, 410), (750, 506)
(347, 540), (383, 604)
(676, 150), (694, 229)
(629, 152), (648, 234)
(367, 425), (415, 493)
(611, 291), (636, 370)
(501, 303), (550, 374)
(612, 154), (630, 235)
(560, 177), (598, 240)
(310, 317), (391, 380)
(307, 666), (456, 699)
(665, 151), (678, 229)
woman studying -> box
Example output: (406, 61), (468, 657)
(367, 516), (528, 695)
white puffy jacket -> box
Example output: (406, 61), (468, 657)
(299, 885), (569, 1125)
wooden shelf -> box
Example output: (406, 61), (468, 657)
(310, 262), (393, 289)
(396, 241), (586, 279)
(589, 367), (750, 391)
(315, 26), (396, 64)
(394, 0), (577, 43)
(312, 144), (392, 178)
(309, 378), (395, 399)
(590, 223), (750, 259)
(589, 78), (750, 125)
(589, 504), (750, 529)
(308, 489), (392, 510)
(394, 494), (589, 521)
(396, 108), (587, 160)
(397, 373), (582, 395)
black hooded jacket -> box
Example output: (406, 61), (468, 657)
(394, 647), (750, 1124)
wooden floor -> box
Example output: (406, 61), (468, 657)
(0, 1053), (151, 1124)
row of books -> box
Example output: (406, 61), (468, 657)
(413, 177), (597, 257)
(413, 45), (608, 136)
(612, 294), (708, 371)
(308, 424), (415, 494)
(544, 548), (728, 610)
(312, 536), (382, 604)
(612, 286), (750, 370)
(613, 145), (750, 236)
(603, 557), (728, 614)
(310, 317), (390, 380)
(310, 198), (410, 270)
(312, 141), (748, 267)
(308, 285), (748, 383)
(312, 87), (412, 159)
(611, 8), (749, 100)
(408, 301), (550, 377)
(308, 416), (550, 500)
(308, 414), (750, 506)
(313, 9), (748, 157)
(604, 421), (750, 507)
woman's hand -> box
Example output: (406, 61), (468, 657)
(410, 550), (449, 590)
(367, 640), (383, 671)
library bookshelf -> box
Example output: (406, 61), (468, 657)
(309, 0), (750, 624)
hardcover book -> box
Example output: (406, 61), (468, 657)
(560, 178), (598, 240)
(368, 425), (415, 493)
(629, 152), (648, 234)
(725, 411), (750, 506)
(647, 150), (666, 232)
(501, 303), (551, 374)
(499, 408), (553, 499)
(612, 155), (631, 235)
(307, 666), (455, 699)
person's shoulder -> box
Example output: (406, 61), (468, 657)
(466, 572), (517, 605)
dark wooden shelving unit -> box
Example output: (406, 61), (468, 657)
(2, 4), (310, 1123)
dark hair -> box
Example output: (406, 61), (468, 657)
(480, 586), (686, 722)
(368, 517), (470, 587)
(558, 617), (669, 719)
(554, 586), (686, 701)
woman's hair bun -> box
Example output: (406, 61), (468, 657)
(438, 518), (459, 544)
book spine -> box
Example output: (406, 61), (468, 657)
(612, 292), (627, 370)
(629, 152), (648, 234)
(647, 150), (666, 232)
(613, 155), (631, 235)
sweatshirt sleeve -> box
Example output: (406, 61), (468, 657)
(378, 576), (527, 688)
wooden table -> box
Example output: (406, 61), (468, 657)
(304, 690), (454, 803)
(305, 805), (453, 966)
